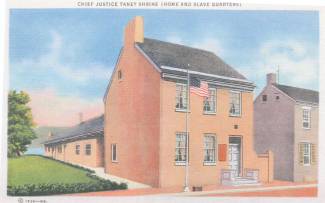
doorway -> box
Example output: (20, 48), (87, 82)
(228, 136), (242, 177)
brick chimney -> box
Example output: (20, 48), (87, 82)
(79, 112), (83, 124)
(48, 131), (52, 139)
(267, 73), (277, 85)
(124, 16), (144, 47)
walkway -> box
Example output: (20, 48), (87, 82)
(70, 180), (317, 197)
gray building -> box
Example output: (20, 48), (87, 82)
(254, 73), (318, 182)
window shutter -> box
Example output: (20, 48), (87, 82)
(311, 144), (317, 165)
(218, 144), (227, 161)
(299, 143), (304, 165)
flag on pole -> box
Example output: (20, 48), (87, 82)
(190, 77), (209, 97)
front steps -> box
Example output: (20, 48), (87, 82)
(222, 176), (261, 186)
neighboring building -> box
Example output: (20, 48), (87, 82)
(254, 73), (318, 182)
(103, 16), (274, 188)
(44, 115), (104, 168)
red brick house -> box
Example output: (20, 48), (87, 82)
(103, 16), (274, 188)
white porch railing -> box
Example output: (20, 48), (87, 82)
(221, 168), (260, 186)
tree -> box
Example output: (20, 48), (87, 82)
(8, 90), (36, 157)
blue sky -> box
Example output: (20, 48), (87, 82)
(9, 9), (319, 126)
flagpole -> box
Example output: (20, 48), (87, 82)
(184, 64), (190, 192)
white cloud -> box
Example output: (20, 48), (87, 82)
(242, 40), (318, 90)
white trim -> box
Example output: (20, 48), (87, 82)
(161, 65), (253, 84)
(229, 90), (242, 117)
(203, 88), (217, 114)
(270, 85), (297, 103)
(135, 44), (162, 73)
(162, 73), (255, 92)
(175, 83), (188, 112)
(111, 143), (118, 162)
(302, 107), (311, 130)
(301, 143), (311, 166)
(175, 161), (186, 166)
(203, 162), (217, 166)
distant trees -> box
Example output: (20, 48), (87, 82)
(8, 90), (36, 157)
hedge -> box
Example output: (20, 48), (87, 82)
(8, 180), (127, 196)
(8, 155), (128, 196)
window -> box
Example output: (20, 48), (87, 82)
(85, 144), (91, 156)
(229, 91), (241, 116)
(204, 134), (216, 164)
(175, 84), (188, 111)
(118, 70), (122, 79)
(75, 145), (80, 155)
(276, 96), (280, 100)
(302, 108), (311, 129)
(58, 145), (62, 153)
(262, 95), (267, 101)
(111, 144), (117, 162)
(203, 88), (216, 113)
(300, 143), (311, 166)
(175, 132), (187, 164)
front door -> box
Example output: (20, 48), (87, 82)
(229, 137), (241, 177)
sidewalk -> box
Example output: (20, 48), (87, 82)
(91, 167), (151, 189)
(70, 180), (317, 197)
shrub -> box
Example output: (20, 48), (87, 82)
(8, 179), (128, 196)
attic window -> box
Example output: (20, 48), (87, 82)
(276, 96), (280, 100)
(118, 70), (122, 80)
(262, 95), (267, 102)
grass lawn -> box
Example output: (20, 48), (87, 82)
(8, 155), (97, 186)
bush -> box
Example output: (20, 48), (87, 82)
(8, 179), (128, 196)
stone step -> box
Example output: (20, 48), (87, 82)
(222, 177), (260, 186)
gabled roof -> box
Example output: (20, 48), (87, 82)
(136, 38), (246, 80)
(274, 84), (319, 104)
(43, 115), (104, 145)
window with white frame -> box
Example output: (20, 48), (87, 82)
(75, 145), (80, 155)
(111, 144), (117, 162)
(203, 88), (216, 113)
(302, 143), (311, 165)
(302, 108), (311, 129)
(175, 84), (188, 111)
(85, 144), (91, 155)
(175, 132), (187, 163)
(229, 91), (241, 116)
(204, 134), (216, 164)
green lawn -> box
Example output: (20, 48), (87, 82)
(8, 156), (96, 186)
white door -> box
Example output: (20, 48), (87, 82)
(229, 143), (240, 177)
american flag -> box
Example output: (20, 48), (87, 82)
(190, 77), (209, 97)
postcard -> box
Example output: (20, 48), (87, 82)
(1, 1), (324, 203)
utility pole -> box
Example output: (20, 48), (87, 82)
(277, 65), (280, 84)
(184, 64), (190, 192)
